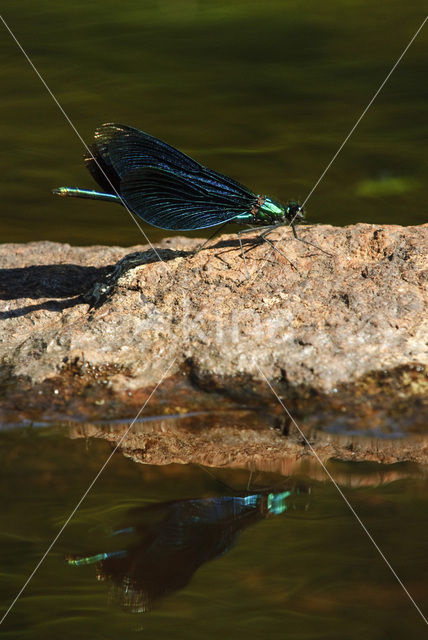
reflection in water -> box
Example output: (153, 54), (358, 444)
(67, 488), (304, 612)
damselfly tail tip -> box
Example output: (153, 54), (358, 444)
(52, 187), (68, 196)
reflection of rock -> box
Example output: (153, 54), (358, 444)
(0, 225), (427, 444)
(69, 417), (428, 471)
(67, 488), (297, 612)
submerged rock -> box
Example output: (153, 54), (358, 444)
(0, 223), (427, 462)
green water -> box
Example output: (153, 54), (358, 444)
(0, 1), (427, 246)
(1, 2), (427, 637)
(0, 428), (427, 639)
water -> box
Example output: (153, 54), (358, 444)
(0, 427), (427, 639)
(1, 1), (427, 246)
(0, 2), (427, 637)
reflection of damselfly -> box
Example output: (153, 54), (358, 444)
(67, 487), (308, 613)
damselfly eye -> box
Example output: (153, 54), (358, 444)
(287, 202), (303, 217)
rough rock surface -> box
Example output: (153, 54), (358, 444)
(0, 223), (427, 460)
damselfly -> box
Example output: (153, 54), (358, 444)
(53, 123), (322, 264)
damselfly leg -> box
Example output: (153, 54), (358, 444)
(262, 221), (333, 257)
(237, 225), (297, 278)
(189, 221), (230, 258)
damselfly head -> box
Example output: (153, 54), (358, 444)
(285, 201), (304, 224)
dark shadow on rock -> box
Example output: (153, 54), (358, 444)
(0, 263), (109, 301)
(0, 247), (186, 318)
(0, 296), (89, 320)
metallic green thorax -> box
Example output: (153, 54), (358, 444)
(234, 196), (303, 227)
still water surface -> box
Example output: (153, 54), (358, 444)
(0, 427), (427, 639)
(1, 1), (427, 245)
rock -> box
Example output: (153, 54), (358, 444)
(0, 223), (427, 461)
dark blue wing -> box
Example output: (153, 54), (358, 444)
(98, 123), (201, 174)
(93, 123), (255, 201)
(84, 124), (138, 193)
(121, 167), (254, 230)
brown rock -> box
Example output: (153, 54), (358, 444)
(0, 223), (427, 462)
